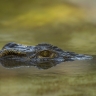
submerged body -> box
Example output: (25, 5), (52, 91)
(0, 42), (93, 69)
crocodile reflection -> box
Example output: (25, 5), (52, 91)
(0, 58), (62, 69)
(0, 42), (93, 69)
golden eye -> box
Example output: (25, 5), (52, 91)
(40, 50), (51, 57)
(39, 50), (57, 58)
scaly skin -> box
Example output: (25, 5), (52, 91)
(0, 42), (93, 69)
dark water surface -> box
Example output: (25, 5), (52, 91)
(0, 1), (96, 96)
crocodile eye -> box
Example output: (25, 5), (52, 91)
(39, 50), (57, 58)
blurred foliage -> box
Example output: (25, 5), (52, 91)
(0, 0), (85, 29)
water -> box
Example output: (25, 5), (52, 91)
(0, 27), (96, 96)
(0, 1), (96, 96)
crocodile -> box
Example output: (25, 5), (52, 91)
(0, 42), (93, 69)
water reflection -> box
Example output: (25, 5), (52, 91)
(0, 58), (61, 69)
(0, 55), (96, 75)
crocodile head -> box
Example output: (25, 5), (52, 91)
(0, 42), (93, 69)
